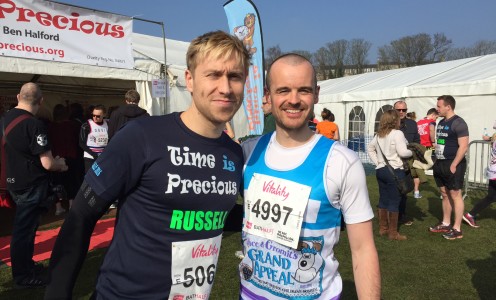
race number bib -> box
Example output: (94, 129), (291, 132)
(169, 234), (222, 300)
(96, 136), (108, 145)
(435, 143), (445, 159)
(244, 173), (311, 249)
(94, 133), (108, 147)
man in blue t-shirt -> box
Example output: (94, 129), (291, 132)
(45, 31), (251, 300)
(429, 95), (469, 240)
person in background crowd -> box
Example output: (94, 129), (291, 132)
(48, 104), (80, 214)
(409, 108), (439, 198)
(106, 90), (149, 209)
(2, 83), (67, 288)
(107, 90), (149, 141)
(308, 111), (317, 131)
(69, 103), (84, 125)
(106, 105), (119, 120)
(240, 53), (380, 299)
(463, 120), (496, 228)
(417, 108), (439, 149)
(316, 107), (339, 141)
(406, 111), (417, 121)
(45, 30), (251, 300)
(83, 104), (95, 122)
(79, 105), (108, 172)
(261, 93), (276, 134)
(68, 103), (85, 199)
(393, 101), (420, 223)
(368, 109), (413, 240)
(224, 121), (235, 140)
(429, 95), (469, 240)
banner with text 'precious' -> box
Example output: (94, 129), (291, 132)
(0, 0), (133, 69)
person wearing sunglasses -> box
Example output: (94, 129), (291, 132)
(393, 101), (420, 225)
(79, 104), (108, 172)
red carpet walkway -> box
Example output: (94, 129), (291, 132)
(0, 218), (115, 267)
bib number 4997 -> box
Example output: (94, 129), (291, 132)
(183, 264), (216, 287)
(251, 199), (293, 225)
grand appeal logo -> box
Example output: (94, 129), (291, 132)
(0, 0), (124, 38)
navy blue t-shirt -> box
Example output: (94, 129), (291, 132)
(436, 115), (469, 160)
(85, 112), (243, 299)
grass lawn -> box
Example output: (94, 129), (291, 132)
(1, 174), (495, 299)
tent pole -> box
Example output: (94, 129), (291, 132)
(133, 17), (168, 115)
(160, 22), (168, 115)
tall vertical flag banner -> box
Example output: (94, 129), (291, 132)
(224, 0), (264, 135)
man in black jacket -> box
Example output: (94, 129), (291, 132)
(107, 90), (149, 140)
(394, 100), (421, 225)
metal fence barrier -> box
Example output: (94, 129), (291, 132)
(463, 140), (492, 199)
(342, 137), (492, 195)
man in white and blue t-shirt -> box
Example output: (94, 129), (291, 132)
(240, 54), (380, 299)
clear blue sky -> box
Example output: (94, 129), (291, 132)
(59, 0), (496, 63)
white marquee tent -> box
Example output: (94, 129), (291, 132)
(0, 32), (251, 139)
(0, 33), (185, 115)
(315, 54), (496, 152)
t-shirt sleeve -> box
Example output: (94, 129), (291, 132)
(30, 119), (51, 155)
(452, 118), (469, 138)
(85, 120), (148, 201)
(241, 136), (262, 163)
(326, 144), (374, 224)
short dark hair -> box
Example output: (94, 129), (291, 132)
(93, 104), (106, 114)
(125, 90), (140, 104)
(437, 95), (456, 110)
(266, 53), (317, 91)
(427, 108), (438, 116)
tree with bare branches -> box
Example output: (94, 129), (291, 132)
(348, 39), (372, 75)
(265, 45), (283, 68)
(327, 39), (348, 78)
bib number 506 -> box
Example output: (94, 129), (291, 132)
(183, 264), (216, 287)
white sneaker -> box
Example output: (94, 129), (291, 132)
(414, 191), (422, 199)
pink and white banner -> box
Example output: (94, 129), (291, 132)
(0, 0), (133, 69)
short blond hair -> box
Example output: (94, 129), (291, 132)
(186, 31), (251, 75)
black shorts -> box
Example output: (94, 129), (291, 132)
(433, 158), (466, 190)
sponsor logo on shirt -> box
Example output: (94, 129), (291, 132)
(36, 134), (47, 146)
(92, 162), (102, 176)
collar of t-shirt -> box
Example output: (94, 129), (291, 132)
(265, 133), (320, 170)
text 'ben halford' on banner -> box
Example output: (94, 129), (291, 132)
(0, 0), (134, 69)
